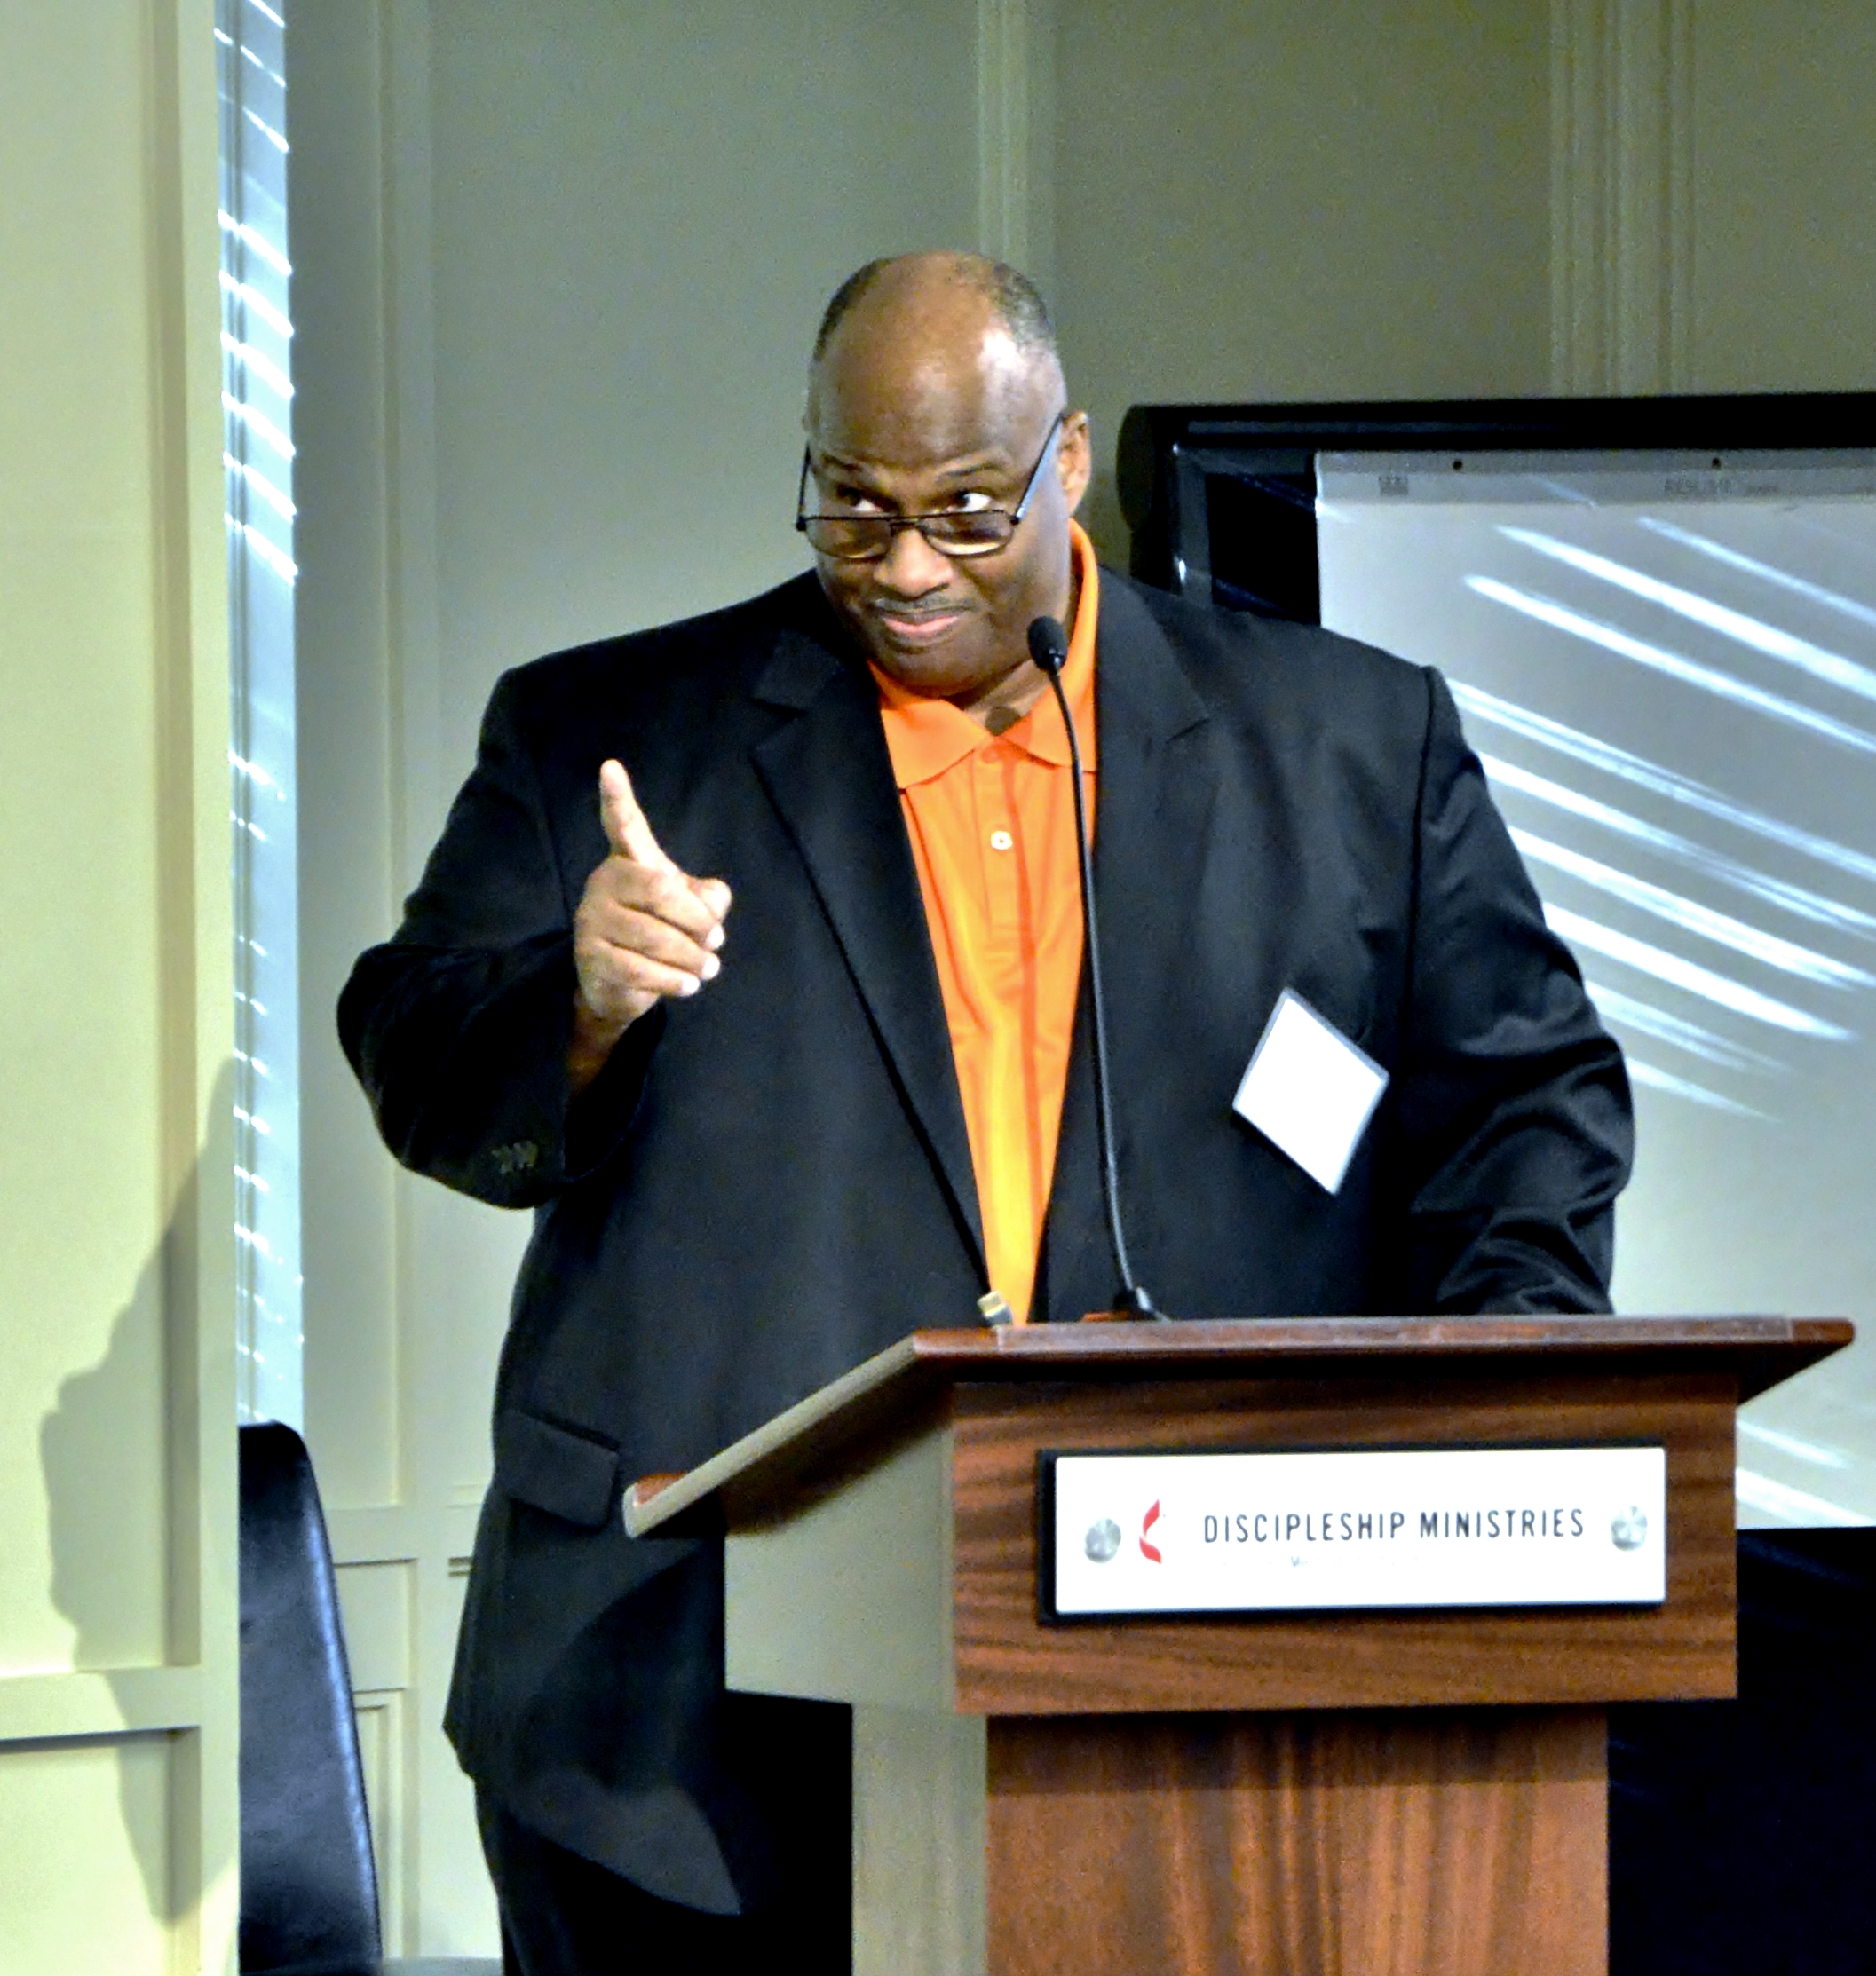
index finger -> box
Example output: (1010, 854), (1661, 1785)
(598, 759), (669, 868)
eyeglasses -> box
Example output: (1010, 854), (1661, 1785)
(796, 411), (1067, 562)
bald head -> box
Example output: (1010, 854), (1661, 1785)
(800, 252), (1091, 713)
(812, 252), (1057, 367)
(807, 253), (1065, 447)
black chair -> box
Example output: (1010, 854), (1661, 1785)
(1611, 1525), (1876, 1975)
(239, 1421), (499, 1976)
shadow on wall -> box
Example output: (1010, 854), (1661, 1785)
(38, 1060), (238, 1927)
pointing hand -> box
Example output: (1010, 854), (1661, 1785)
(570, 761), (732, 1087)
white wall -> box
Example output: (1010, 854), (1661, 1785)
(1052, 0), (1876, 552)
(1689, 0), (1876, 391)
(423, 0), (980, 802)
(1053, 0), (1555, 551)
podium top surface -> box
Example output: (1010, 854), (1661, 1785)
(624, 1313), (1850, 1536)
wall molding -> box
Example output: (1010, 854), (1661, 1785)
(977, 0), (1055, 295)
(1551, 0), (1695, 395)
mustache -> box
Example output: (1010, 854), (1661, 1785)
(865, 596), (970, 620)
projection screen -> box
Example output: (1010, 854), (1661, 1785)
(1315, 449), (1876, 1528)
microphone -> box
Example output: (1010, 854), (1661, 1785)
(1027, 616), (1163, 1321)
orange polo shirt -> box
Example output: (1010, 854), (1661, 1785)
(872, 522), (1100, 1324)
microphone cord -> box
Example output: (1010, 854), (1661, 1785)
(1031, 616), (1162, 1321)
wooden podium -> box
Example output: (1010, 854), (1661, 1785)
(626, 1316), (1848, 1976)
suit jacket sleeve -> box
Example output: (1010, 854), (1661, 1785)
(1389, 668), (1633, 1312)
(337, 667), (655, 1208)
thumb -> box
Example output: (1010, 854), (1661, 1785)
(598, 760), (668, 866)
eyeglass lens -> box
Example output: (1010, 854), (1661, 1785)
(798, 410), (1066, 562)
(801, 511), (1017, 559)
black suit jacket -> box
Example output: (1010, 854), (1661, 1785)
(340, 566), (1631, 1909)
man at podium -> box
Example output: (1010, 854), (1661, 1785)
(341, 253), (1631, 1972)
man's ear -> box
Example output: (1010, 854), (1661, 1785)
(1058, 409), (1094, 517)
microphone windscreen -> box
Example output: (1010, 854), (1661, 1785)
(1027, 615), (1070, 676)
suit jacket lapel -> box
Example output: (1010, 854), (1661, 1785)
(749, 623), (986, 1278)
(1042, 578), (1215, 1316)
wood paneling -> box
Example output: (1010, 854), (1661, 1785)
(985, 1707), (1606, 1976)
(951, 1372), (1736, 1714)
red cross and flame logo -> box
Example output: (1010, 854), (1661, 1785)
(1140, 1498), (1163, 1563)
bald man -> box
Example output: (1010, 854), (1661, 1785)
(342, 253), (1630, 1971)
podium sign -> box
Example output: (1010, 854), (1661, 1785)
(1044, 1443), (1667, 1617)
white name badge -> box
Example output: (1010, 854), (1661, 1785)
(1232, 989), (1388, 1193)
(1046, 1445), (1666, 1618)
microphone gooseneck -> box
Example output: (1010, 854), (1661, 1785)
(1026, 615), (1162, 1321)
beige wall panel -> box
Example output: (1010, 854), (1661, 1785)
(0, 1735), (179, 1975)
(405, 1182), (525, 1510)
(0, 0), (179, 1678)
(352, 1689), (407, 1948)
(0, 0), (237, 1963)
(1052, 0), (1553, 552)
(290, 0), (402, 1514)
(31, 1270), (170, 1677)
(335, 1558), (415, 1694)
(410, 1561), (497, 1958)
(423, 0), (981, 805)
(1688, 0), (1876, 392)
